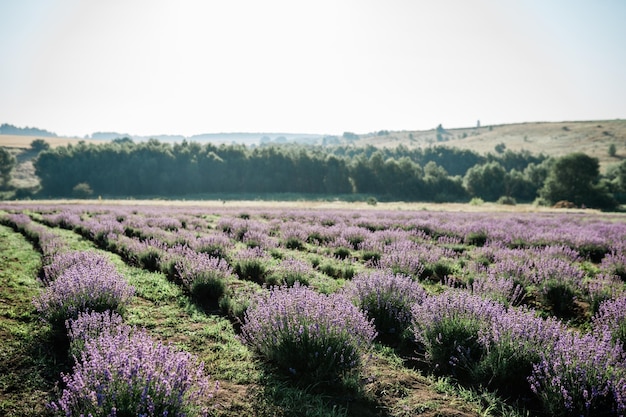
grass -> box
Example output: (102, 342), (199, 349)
(0, 214), (536, 417)
(0, 225), (60, 417)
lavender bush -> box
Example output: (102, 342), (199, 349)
(266, 258), (315, 287)
(50, 328), (216, 417)
(42, 250), (113, 284)
(240, 284), (376, 382)
(33, 253), (134, 328)
(473, 307), (567, 396)
(233, 247), (268, 283)
(592, 295), (626, 347)
(469, 274), (526, 307)
(175, 250), (234, 301)
(377, 241), (425, 279)
(342, 270), (426, 339)
(586, 273), (624, 314)
(411, 290), (505, 381)
(529, 331), (626, 416)
(65, 309), (126, 360)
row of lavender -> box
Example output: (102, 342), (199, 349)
(0, 213), (216, 417)
(32, 204), (626, 320)
(3, 204), (626, 416)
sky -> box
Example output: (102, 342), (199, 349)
(1, 0), (625, 138)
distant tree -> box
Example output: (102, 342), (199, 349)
(0, 148), (16, 188)
(609, 143), (617, 157)
(523, 159), (553, 189)
(30, 139), (50, 153)
(494, 142), (506, 154)
(112, 137), (134, 145)
(72, 182), (93, 198)
(613, 160), (626, 197)
(342, 132), (359, 140)
(539, 153), (617, 209)
(505, 169), (537, 202)
(463, 161), (506, 201)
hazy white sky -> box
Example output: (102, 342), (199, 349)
(1, 0), (625, 137)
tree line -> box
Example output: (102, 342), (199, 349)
(27, 138), (626, 209)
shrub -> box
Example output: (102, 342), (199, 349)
(496, 195), (516, 205)
(600, 251), (626, 282)
(532, 258), (584, 317)
(266, 258), (314, 287)
(43, 251), (112, 284)
(240, 284), (376, 382)
(233, 247), (268, 283)
(586, 274), (624, 314)
(284, 236), (305, 250)
(34, 254), (134, 328)
(361, 250), (381, 264)
(333, 246), (351, 260)
(137, 246), (163, 272)
(377, 243), (425, 279)
(465, 231), (488, 247)
(192, 234), (232, 260)
(50, 328), (216, 417)
(65, 309), (126, 360)
(470, 274), (526, 307)
(529, 331), (626, 416)
(592, 296), (626, 347)
(472, 308), (566, 397)
(175, 252), (233, 301)
(219, 280), (263, 323)
(411, 291), (504, 381)
(342, 270), (426, 339)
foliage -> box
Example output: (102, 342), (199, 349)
(5, 203), (626, 416)
(472, 308), (566, 397)
(30, 139), (51, 152)
(592, 295), (626, 347)
(529, 331), (626, 416)
(50, 327), (215, 417)
(539, 153), (617, 209)
(463, 161), (506, 201)
(33, 252), (134, 328)
(72, 182), (93, 198)
(0, 147), (16, 187)
(240, 284), (376, 382)
(175, 250), (233, 301)
(30, 138), (557, 204)
(411, 291), (505, 381)
(266, 258), (314, 287)
(342, 270), (426, 338)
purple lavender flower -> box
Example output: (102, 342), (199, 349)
(267, 258), (315, 287)
(43, 250), (113, 284)
(342, 270), (426, 337)
(50, 328), (215, 416)
(174, 250), (234, 300)
(240, 283), (376, 381)
(592, 295), (626, 347)
(411, 290), (505, 380)
(33, 252), (134, 327)
(529, 330), (626, 416)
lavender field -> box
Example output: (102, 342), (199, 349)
(2, 202), (626, 417)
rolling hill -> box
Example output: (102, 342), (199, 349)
(356, 119), (626, 171)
